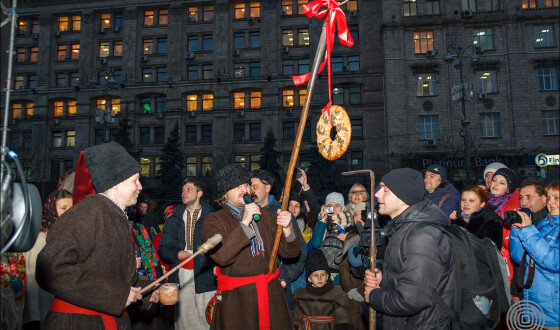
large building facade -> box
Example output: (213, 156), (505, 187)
(1, 0), (386, 191)
(380, 0), (559, 181)
(1, 0), (558, 192)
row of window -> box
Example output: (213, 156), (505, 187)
(415, 67), (558, 97)
(413, 25), (556, 54)
(403, 0), (558, 17)
(418, 110), (559, 139)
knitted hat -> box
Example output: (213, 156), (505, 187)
(250, 169), (275, 186)
(354, 202), (367, 213)
(425, 164), (448, 182)
(325, 192), (344, 207)
(289, 193), (304, 206)
(82, 142), (141, 193)
(305, 249), (329, 277)
(215, 164), (251, 198)
(380, 168), (425, 206)
(484, 162), (507, 178)
(493, 168), (519, 193)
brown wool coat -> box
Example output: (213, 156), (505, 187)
(36, 194), (150, 329)
(292, 284), (352, 330)
(202, 206), (301, 330)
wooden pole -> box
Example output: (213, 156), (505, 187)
(342, 169), (376, 330)
(268, 24), (328, 273)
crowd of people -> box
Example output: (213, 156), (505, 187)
(1, 142), (559, 330)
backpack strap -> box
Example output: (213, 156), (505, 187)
(438, 194), (453, 208)
(517, 252), (536, 289)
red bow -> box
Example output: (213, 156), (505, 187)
(292, 0), (353, 122)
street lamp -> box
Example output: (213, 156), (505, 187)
(89, 61), (118, 142)
(444, 44), (481, 186)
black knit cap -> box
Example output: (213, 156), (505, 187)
(380, 168), (425, 206)
(250, 169), (275, 187)
(215, 164), (251, 197)
(289, 193), (304, 206)
(305, 249), (329, 277)
(82, 142), (142, 193)
(493, 168), (519, 193)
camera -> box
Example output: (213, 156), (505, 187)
(293, 168), (302, 179)
(326, 206), (334, 214)
(503, 208), (534, 224)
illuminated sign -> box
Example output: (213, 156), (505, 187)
(535, 154), (560, 167)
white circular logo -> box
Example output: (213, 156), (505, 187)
(507, 300), (545, 329)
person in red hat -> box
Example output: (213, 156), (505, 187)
(36, 142), (159, 329)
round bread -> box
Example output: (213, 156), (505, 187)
(316, 105), (351, 161)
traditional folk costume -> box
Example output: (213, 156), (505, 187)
(36, 142), (150, 329)
(202, 164), (301, 330)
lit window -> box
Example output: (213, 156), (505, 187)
(100, 13), (111, 29)
(58, 16), (69, 32)
(546, 0), (559, 7)
(16, 48), (25, 63)
(299, 89), (307, 105)
(346, 0), (358, 11)
(66, 131), (75, 147)
(186, 156), (197, 176)
(143, 39), (153, 55)
(71, 44), (80, 60)
(250, 91), (261, 109)
(188, 7), (199, 22)
(534, 26), (555, 47)
(72, 16), (81, 31)
(159, 9), (168, 25)
(18, 19), (28, 34)
(144, 10), (154, 25)
(234, 3), (246, 19)
(57, 45), (67, 60)
(14, 75), (24, 90)
(298, 28), (309, 46)
(351, 151), (363, 170)
(473, 28), (494, 51)
(234, 64), (246, 77)
(52, 132), (63, 148)
(298, 0), (307, 14)
(186, 94), (198, 111)
(282, 29), (294, 47)
(404, 0), (418, 16)
(53, 101), (64, 117)
(282, 0), (293, 15)
(416, 74), (437, 96)
(12, 104), (22, 119)
(113, 41), (123, 57)
(203, 6), (214, 21)
(202, 93), (213, 110)
(283, 90), (294, 107)
(142, 68), (153, 82)
(99, 42), (109, 57)
(414, 31), (434, 54)
(234, 92), (245, 109)
(522, 0), (536, 8)
(250, 2), (261, 17)
(30, 47), (38, 62)
(332, 87), (344, 105)
(476, 71), (497, 94)
(202, 156), (212, 175)
(140, 158), (151, 176)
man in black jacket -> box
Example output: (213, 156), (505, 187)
(364, 168), (457, 329)
(158, 178), (215, 329)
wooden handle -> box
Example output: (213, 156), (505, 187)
(268, 24), (328, 273)
(139, 234), (222, 295)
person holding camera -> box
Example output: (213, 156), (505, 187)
(293, 167), (322, 231)
(510, 180), (559, 328)
(450, 185), (503, 249)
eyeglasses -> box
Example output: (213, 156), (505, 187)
(351, 190), (366, 194)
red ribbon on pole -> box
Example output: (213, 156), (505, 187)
(292, 0), (354, 122)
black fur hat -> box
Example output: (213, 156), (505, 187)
(250, 169), (275, 187)
(82, 142), (141, 193)
(305, 249), (330, 277)
(215, 164), (251, 197)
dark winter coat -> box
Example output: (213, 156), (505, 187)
(368, 198), (457, 330)
(426, 182), (461, 217)
(454, 204), (504, 249)
(202, 206), (301, 330)
(37, 194), (151, 329)
(134, 211), (160, 236)
(300, 186), (322, 229)
(292, 280), (352, 330)
(265, 196), (308, 309)
(157, 202), (216, 293)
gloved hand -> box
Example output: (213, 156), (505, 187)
(347, 288), (365, 302)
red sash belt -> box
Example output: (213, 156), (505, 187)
(216, 267), (280, 330)
(299, 315), (335, 330)
(49, 298), (125, 330)
(180, 257), (194, 270)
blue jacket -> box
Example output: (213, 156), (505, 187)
(158, 202), (216, 293)
(510, 214), (559, 326)
(426, 183), (461, 217)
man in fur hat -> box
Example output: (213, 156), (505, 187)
(37, 142), (159, 329)
(202, 164), (301, 330)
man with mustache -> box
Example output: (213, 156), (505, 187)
(202, 164), (301, 330)
(37, 142), (159, 329)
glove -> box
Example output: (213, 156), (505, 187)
(347, 288), (365, 303)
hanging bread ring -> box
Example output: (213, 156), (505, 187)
(316, 105), (352, 161)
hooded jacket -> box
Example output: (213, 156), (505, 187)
(157, 201), (216, 293)
(426, 183), (461, 217)
(368, 198), (457, 330)
(510, 214), (559, 326)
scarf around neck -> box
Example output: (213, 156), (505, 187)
(488, 191), (513, 215)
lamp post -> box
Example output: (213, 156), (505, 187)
(89, 61), (118, 143)
(444, 44), (481, 186)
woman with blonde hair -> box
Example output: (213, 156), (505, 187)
(346, 184), (369, 215)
